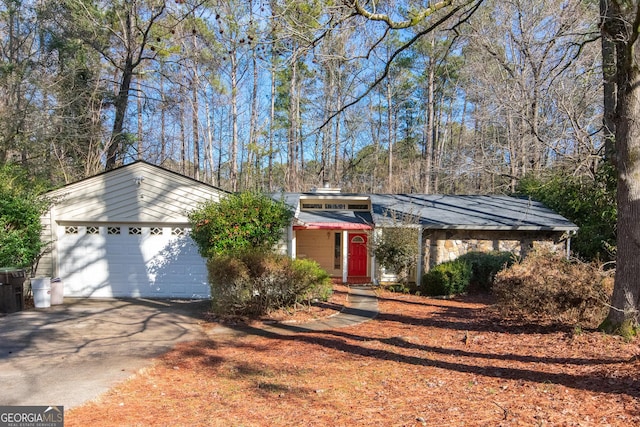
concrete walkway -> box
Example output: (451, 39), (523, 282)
(209, 285), (379, 336)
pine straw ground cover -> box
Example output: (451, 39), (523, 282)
(68, 286), (639, 426)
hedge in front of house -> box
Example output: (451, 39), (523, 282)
(421, 259), (472, 296)
(207, 250), (332, 316)
(457, 251), (516, 293)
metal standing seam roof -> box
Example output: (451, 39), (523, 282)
(276, 193), (578, 232)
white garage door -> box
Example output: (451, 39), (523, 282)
(58, 224), (210, 298)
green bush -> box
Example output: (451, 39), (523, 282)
(422, 259), (472, 296)
(0, 164), (51, 270)
(291, 258), (334, 302)
(372, 227), (419, 284)
(457, 251), (515, 293)
(516, 165), (616, 262)
(189, 192), (293, 258)
(493, 251), (612, 327)
(207, 251), (332, 316)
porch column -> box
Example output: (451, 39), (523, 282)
(416, 228), (423, 287)
(371, 228), (382, 286)
(342, 231), (349, 283)
(288, 225), (296, 259)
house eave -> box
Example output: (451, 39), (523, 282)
(418, 225), (579, 232)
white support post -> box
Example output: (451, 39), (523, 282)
(289, 225), (296, 259)
(371, 228), (383, 286)
(416, 227), (423, 287)
(342, 231), (349, 283)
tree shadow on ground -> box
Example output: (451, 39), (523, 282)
(225, 319), (639, 399)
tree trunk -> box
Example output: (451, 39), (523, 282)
(205, 101), (215, 185)
(192, 76), (200, 181)
(386, 79), (393, 192)
(230, 52), (239, 191)
(180, 98), (186, 176)
(106, 60), (134, 169)
(600, 0), (616, 162)
(423, 52), (435, 194)
(288, 50), (299, 191)
(137, 78), (143, 160)
(603, 1), (640, 332)
(608, 67), (640, 329)
(269, 55), (275, 192)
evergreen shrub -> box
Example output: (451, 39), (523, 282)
(422, 259), (472, 296)
(457, 251), (515, 293)
(207, 251), (332, 316)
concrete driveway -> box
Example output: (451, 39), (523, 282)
(0, 298), (209, 409)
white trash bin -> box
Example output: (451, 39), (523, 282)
(31, 277), (51, 308)
(50, 278), (64, 305)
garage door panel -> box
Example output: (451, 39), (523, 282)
(58, 224), (210, 298)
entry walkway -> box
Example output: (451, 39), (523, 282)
(209, 285), (379, 336)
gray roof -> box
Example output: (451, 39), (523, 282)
(370, 194), (578, 231)
(276, 193), (578, 232)
(297, 210), (373, 227)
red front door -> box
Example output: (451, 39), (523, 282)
(348, 233), (368, 277)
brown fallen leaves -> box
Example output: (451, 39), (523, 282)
(68, 288), (639, 426)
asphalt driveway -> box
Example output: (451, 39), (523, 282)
(0, 298), (209, 409)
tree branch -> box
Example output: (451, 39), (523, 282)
(349, 0), (454, 29)
(318, 1), (480, 130)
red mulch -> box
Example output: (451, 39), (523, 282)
(67, 287), (640, 426)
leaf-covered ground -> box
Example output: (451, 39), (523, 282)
(68, 287), (639, 426)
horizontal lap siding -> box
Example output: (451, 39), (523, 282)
(296, 230), (341, 277)
(48, 163), (225, 223)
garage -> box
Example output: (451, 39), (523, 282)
(38, 161), (227, 298)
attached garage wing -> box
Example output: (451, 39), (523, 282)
(38, 161), (227, 299)
(58, 224), (210, 298)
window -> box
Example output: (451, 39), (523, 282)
(172, 227), (186, 236)
(351, 236), (365, 244)
(325, 203), (346, 210)
(65, 226), (79, 234)
(150, 227), (163, 236)
(107, 227), (121, 235)
(86, 226), (99, 235)
(128, 227), (142, 235)
(301, 203), (323, 209)
(348, 204), (369, 210)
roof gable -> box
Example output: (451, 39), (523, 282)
(48, 161), (227, 223)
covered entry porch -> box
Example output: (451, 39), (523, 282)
(291, 224), (373, 284)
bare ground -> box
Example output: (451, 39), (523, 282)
(68, 286), (639, 426)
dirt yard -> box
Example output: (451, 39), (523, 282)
(68, 286), (639, 426)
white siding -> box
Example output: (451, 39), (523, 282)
(40, 162), (226, 298)
(46, 162), (226, 224)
